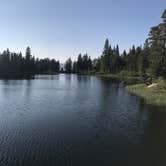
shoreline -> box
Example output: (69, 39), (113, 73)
(95, 73), (166, 107)
(94, 73), (141, 85)
(0, 72), (165, 107)
(127, 84), (166, 107)
(89, 73), (166, 107)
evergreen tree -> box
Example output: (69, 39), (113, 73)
(141, 39), (150, 74)
(65, 58), (72, 73)
(101, 39), (110, 72)
(77, 54), (83, 72)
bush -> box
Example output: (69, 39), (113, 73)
(157, 77), (166, 90)
(118, 71), (140, 77)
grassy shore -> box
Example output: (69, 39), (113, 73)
(94, 72), (141, 85)
(127, 84), (166, 106)
(98, 74), (141, 85)
(97, 73), (166, 107)
(54, 71), (166, 107)
(93, 71), (166, 107)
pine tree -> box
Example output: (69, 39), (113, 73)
(141, 39), (150, 74)
(102, 39), (110, 72)
(65, 58), (72, 73)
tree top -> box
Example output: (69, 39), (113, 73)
(162, 9), (166, 18)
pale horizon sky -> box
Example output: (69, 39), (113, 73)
(0, 0), (165, 62)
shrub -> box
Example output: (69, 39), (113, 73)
(157, 77), (166, 90)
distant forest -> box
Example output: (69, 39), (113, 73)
(0, 9), (165, 78)
(0, 47), (60, 78)
(65, 9), (166, 78)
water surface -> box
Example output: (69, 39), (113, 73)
(0, 74), (166, 166)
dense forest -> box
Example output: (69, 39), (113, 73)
(65, 9), (166, 78)
(0, 47), (60, 78)
(65, 54), (93, 73)
(0, 9), (165, 79)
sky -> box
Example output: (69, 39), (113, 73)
(0, 0), (165, 62)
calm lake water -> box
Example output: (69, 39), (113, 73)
(0, 74), (166, 166)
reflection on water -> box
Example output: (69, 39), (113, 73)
(0, 74), (165, 166)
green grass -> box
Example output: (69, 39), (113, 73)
(78, 71), (166, 106)
(96, 72), (141, 85)
(127, 84), (166, 106)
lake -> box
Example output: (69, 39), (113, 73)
(0, 74), (166, 166)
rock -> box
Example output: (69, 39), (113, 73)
(147, 83), (158, 88)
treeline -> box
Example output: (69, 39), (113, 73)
(94, 9), (166, 78)
(0, 9), (165, 79)
(0, 47), (60, 78)
(65, 54), (92, 73)
(65, 9), (166, 78)
(93, 40), (144, 74)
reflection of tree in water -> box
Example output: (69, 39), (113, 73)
(93, 79), (120, 140)
(140, 105), (166, 166)
(94, 107), (110, 139)
(23, 80), (33, 99)
(65, 74), (72, 81)
(77, 75), (91, 83)
(1, 80), (24, 97)
(92, 80), (166, 165)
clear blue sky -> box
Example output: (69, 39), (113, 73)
(0, 0), (165, 62)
